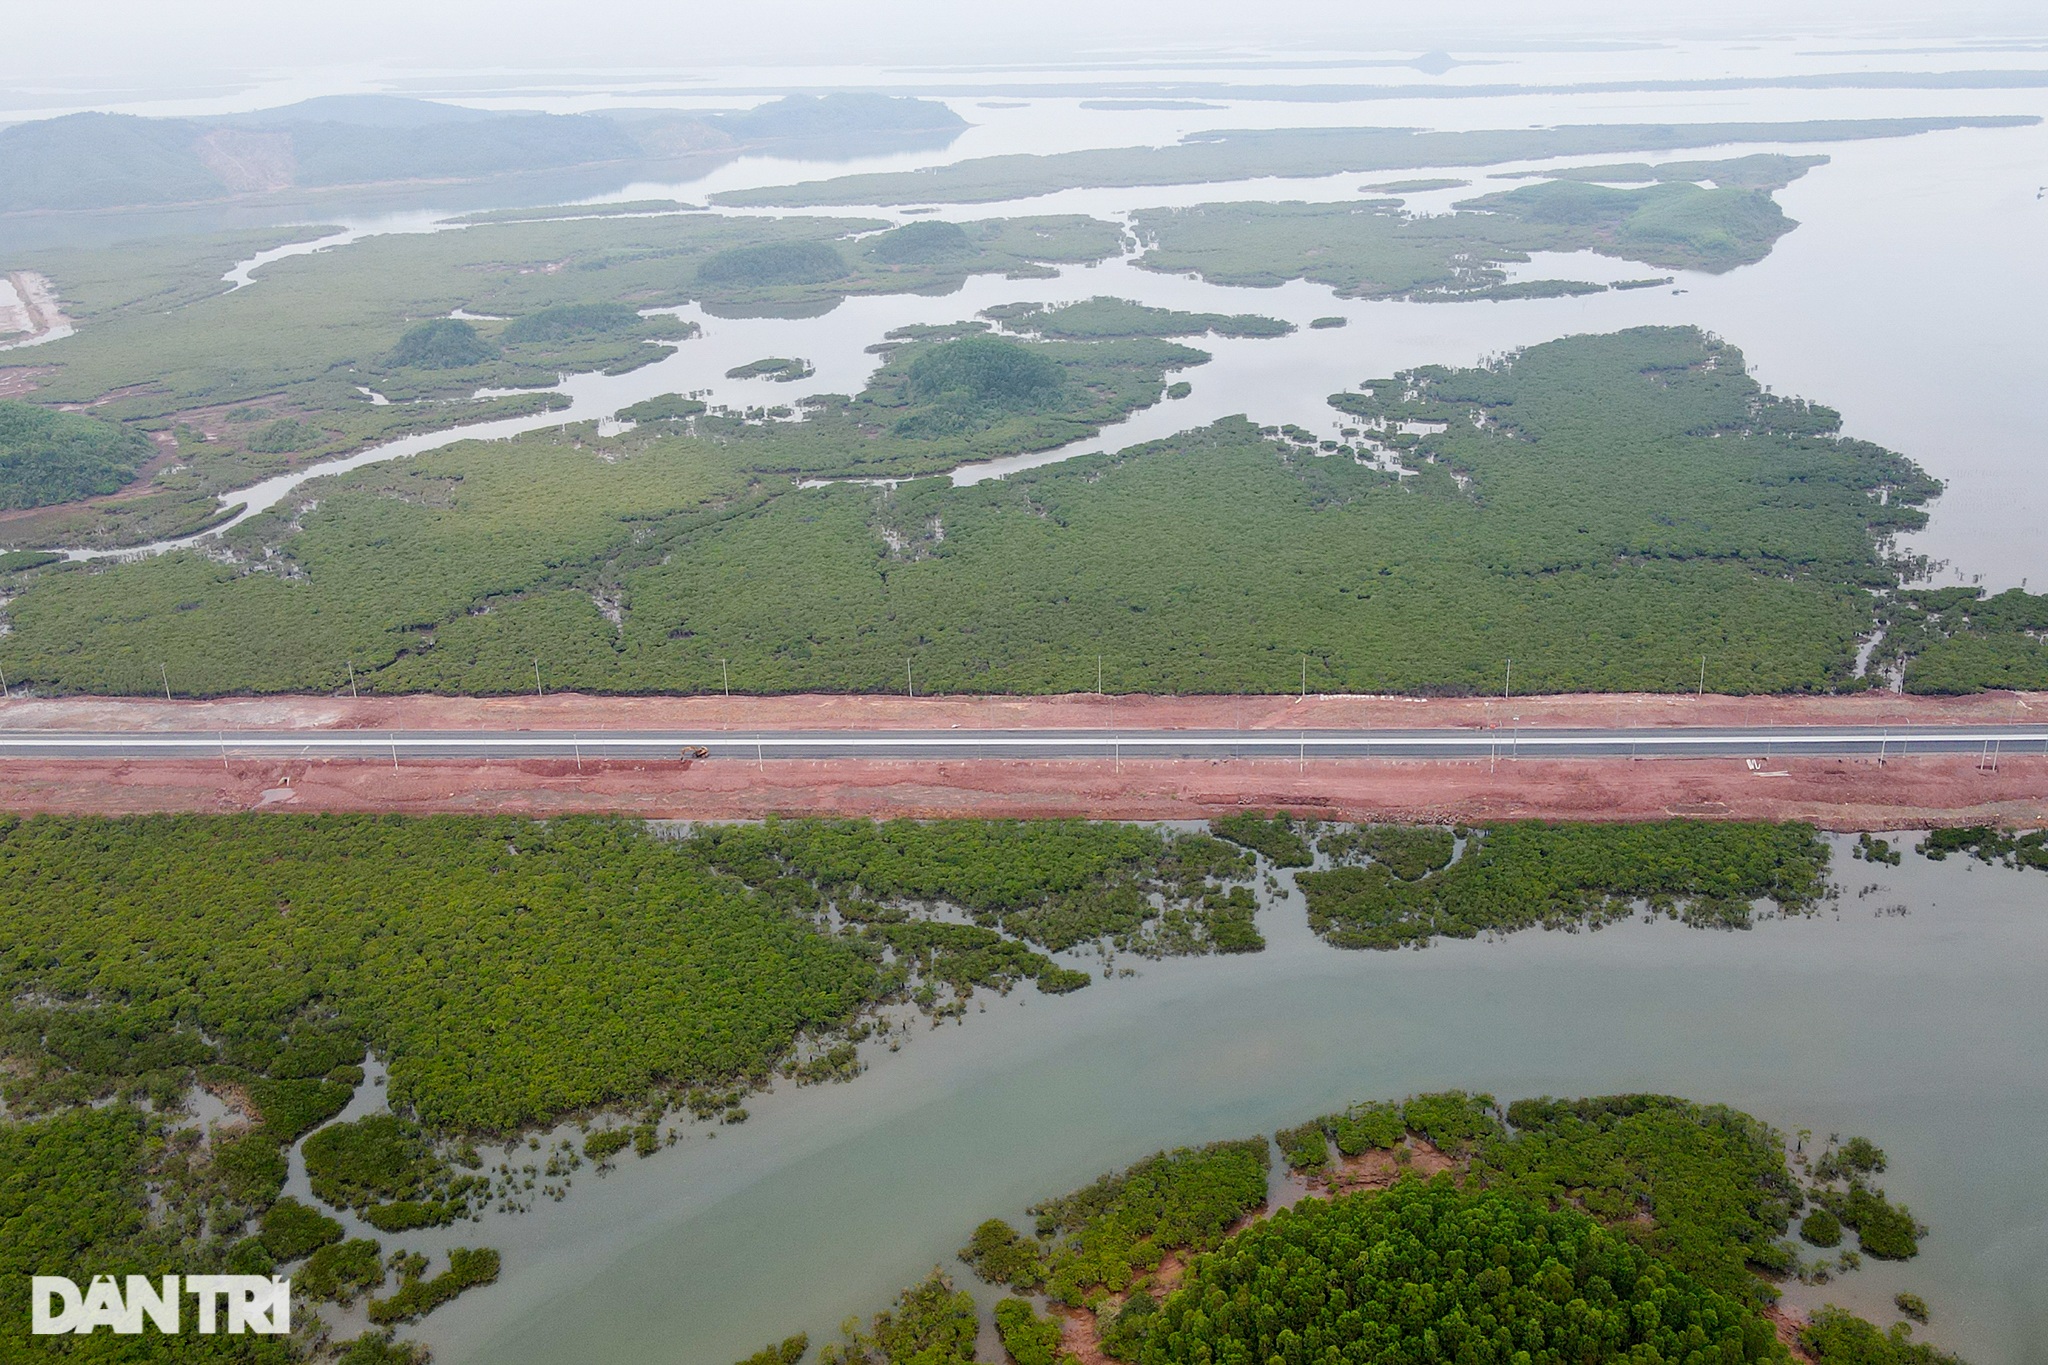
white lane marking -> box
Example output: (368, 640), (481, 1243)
(0, 729), (2044, 756)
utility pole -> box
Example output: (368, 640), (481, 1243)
(346, 661), (357, 699)
(1503, 657), (1511, 702)
(161, 663), (172, 703)
(907, 658), (914, 699)
(1097, 655), (1103, 695)
(1301, 655), (1307, 699)
(0, 663), (8, 700)
(533, 660), (544, 697)
(1699, 655), (1707, 699)
(721, 659), (730, 697)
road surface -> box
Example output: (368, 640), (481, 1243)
(1, 725), (2043, 763)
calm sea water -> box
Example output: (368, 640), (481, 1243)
(403, 835), (2048, 1365)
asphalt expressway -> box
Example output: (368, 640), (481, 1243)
(0, 725), (2043, 763)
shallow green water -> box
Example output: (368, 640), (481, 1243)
(410, 836), (2047, 1365)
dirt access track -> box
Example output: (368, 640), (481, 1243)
(0, 689), (2041, 826)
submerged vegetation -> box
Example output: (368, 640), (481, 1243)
(816, 1090), (1954, 1365)
(0, 327), (1941, 697)
(1119, 152), (1831, 304)
(0, 812), (1268, 1355)
(1802, 1306), (1965, 1365)
(1914, 825), (2048, 871)
(0, 815), (1262, 1134)
(1131, 176), (1797, 299)
(981, 295), (1294, 340)
(1874, 586), (2048, 694)
(711, 116), (2027, 207)
(1297, 820), (1829, 949)
(966, 1138), (1273, 1305)
(688, 818), (1258, 957)
(0, 210), (1123, 549)
(0, 810), (1877, 1355)
(1209, 811), (1315, 867)
(1494, 152), (1830, 192)
(1456, 177), (1797, 272)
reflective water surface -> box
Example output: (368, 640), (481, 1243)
(89, 109), (2048, 593)
(403, 837), (2048, 1365)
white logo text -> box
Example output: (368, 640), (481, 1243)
(30, 1276), (291, 1335)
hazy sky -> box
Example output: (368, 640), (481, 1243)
(9, 0), (2048, 97)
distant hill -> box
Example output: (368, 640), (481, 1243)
(706, 92), (969, 154)
(0, 94), (967, 213)
(211, 95), (504, 129)
(0, 113), (223, 212)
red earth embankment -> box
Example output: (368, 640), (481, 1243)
(0, 690), (2040, 825)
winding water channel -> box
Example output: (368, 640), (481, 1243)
(383, 834), (2048, 1365)
(13, 57), (2048, 1363)
(67, 100), (2048, 596)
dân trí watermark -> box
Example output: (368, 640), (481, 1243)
(31, 1275), (290, 1335)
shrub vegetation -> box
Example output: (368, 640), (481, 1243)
(0, 328), (1945, 698)
(1146, 1181), (1782, 1363)
(1877, 587), (2048, 694)
(1297, 820), (1829, 949)
(0, 398), (152, 508)
(805, 1083), (1955, 1365)
(388, 317), (496, 368)
(982, 296), (1293, 340)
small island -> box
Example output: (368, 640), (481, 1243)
(776, 1092), (1961, 1365)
